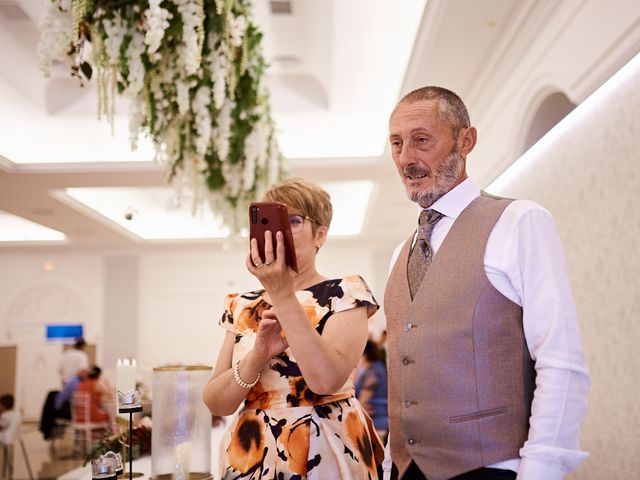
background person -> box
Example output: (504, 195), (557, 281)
(355, 340), (388, 442)
(383, 86), (590, 480)
(59, 337), (89, 385)
(74, 366), (111, 423)
(0, 394), (20, 446)
(203, 178), (384, 479)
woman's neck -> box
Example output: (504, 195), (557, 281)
(292, 264), (327, 291)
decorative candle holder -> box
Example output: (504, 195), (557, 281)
(103, 451), (123, 477)
(151, 365), (212, 480)
(92, 454), (118, 480)
(118, 390), (143, 480)
(118, 389), (142, 409)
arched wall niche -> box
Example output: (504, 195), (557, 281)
(518, 88), (576, 156)
(1, 280), (91, 341)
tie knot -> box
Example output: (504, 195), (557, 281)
(417, 209), (442, 240)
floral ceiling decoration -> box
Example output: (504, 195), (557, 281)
(38, 0), (284, 230)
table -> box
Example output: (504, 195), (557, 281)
(57, 427), (224, 480)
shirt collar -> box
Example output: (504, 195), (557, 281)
(428, 177), (480, 220)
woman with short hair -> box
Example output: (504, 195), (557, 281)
(204, 178), (384, 479)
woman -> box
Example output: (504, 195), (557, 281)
(74, 366), (110, 423)
(355, 341), (389, 442)
(203, 178), (384, 479)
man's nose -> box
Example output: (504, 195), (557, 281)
(397, 145), (415, 168)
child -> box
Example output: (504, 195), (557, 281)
(0, 394), (20, 445)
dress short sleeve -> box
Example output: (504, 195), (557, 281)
(219, 293), (239, 333)
(331, 275), (379, 318)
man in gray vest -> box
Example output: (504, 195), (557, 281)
(382, 86), (590, 480)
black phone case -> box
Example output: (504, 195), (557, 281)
(249, 202), (298, 273)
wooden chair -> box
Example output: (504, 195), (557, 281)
(70, 392), (108, 456)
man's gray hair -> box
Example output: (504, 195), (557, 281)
(397, 86), (470, 136)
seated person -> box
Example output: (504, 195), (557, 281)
(55, 368), (89, 419)
(74, 366), (111, 423)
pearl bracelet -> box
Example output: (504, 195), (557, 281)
(232, 360), (260, 389)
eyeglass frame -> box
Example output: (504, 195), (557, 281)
(288, 214), (319, 233)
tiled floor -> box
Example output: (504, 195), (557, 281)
(4, 422), (84, 480)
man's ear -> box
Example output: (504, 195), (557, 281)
(458, 126), (477, 157)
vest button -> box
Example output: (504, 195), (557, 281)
(404, 323), (412, 332)
(407, 438), (415, 446)
(403, 400), (411, 408)
(402, 357), (410, 366)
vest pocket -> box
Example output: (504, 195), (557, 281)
(449, 406), (507, 423)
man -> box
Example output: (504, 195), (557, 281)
(383, 86), (590, 480)
(59, 337), (89, 385)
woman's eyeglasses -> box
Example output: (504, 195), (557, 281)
(288, 214), (316, 233)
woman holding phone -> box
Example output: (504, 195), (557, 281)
(203, 178), (384, 479)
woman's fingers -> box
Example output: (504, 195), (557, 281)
(249, 238), (265, 268)
(275, 231), (286, 268)
(262, 309), (278, 320)
(263, 230), (275, 265)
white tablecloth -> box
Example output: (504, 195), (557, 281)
(58, 427), (225, 480)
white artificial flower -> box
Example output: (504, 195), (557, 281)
(174, 0), (204, 75)
(144, 0), (171, 54)
(192, 85), (212, 156)
(228, 14), (247, 47)
(37, 0), (73, 75)
(209, 47), (228, 110)
(176, 80), (191, 116)
(125, 30), (146, 97)
(129, 99), (145, 150)
(102, 13), (127, 66)
(213, 100), (233, 161)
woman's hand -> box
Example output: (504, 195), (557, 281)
(252, 309), (289, 364)
(246, 230), (295, 300)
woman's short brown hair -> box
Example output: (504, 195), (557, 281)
(264, 177), (333, 231)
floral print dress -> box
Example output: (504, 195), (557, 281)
(218, 275), (384, 480)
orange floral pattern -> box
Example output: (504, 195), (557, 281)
(219, 276), (383, 479)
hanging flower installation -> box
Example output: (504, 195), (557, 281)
(38, 0), (283, 230)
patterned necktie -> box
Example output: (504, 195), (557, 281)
(407, 209), (443, 299)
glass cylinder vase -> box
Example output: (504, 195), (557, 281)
(151, 365), (212, 480)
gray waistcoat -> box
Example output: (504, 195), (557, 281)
(384, 194), (535, 480)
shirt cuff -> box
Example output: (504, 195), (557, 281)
(517, 456), (577, 480)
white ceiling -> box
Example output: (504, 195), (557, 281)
(1, 0), (640, 251)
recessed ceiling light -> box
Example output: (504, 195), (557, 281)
(59, 180), (375, 240)
(0, 211), (66, 242)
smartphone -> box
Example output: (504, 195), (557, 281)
(249, 202), (298, 273)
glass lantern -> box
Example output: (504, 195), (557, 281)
(92, 454), (118, 480)
(151, 365), (213, 480)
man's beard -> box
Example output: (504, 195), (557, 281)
(404, 149), (464, 208)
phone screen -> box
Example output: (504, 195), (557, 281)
(249, 202), (298, 273)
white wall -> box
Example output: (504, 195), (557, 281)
(490, 53), (640, 479)
(0, 253), (103, 418)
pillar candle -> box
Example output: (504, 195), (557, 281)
(116, 358), (137, 397)
(174, 442), (191, 480)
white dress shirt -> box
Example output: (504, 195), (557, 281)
(59, 348), (89, 384)
(383, 178), (590, 480)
